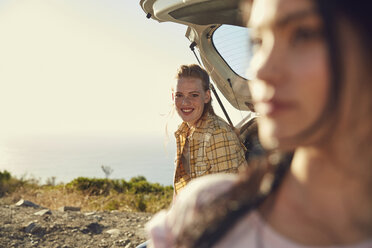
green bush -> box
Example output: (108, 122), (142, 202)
(104, 199), (121, 211)
(135, 195), (147, 212)
(112, 179), (130, 193)
(67, 176), (173, 196)
(67, 177), (113, 195)
(0, 170), (11, 182)
(129, 176), (147, 183)
(0, 170), (11, 197)
(0, 170), (28, 197)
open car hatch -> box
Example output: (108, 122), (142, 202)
(139, 0), (254, 113)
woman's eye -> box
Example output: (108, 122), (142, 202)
(175, 94), (183, 98)
(191, 94), (199, 98)
(291, 27), (323, 45)
(250, 37), (262, 52)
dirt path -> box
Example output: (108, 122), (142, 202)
(0, 200), (152, 248)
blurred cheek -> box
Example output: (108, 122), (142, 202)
(175, 100), (185, 113)
(248, 50), (276, 104)
(249, 80), (265, 102)
(252, 49), (329, 148)
(296, 49), (329, 123)
(249, 79), (275, 104)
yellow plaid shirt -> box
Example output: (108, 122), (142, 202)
(174, 113), (246, 194)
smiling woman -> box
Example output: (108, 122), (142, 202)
(174, 77), (211, 126)
(174, 65), (213, 126)
(171, 64), (246, 194)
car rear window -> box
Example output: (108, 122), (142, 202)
(212, 24), (252, 80)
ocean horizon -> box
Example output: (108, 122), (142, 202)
(0, 134), (176, 186)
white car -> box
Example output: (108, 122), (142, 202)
(140, 0), (263, 160)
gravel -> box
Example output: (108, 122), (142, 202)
(0, 200), (152, 248)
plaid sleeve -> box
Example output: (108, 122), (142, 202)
(205, 128), (246, 174)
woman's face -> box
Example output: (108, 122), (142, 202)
(247, 0), (329, 149)
(174, 77), (211, 127)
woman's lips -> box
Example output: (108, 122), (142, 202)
(181, 108), (194, 115)
(255, 100), (295, 116)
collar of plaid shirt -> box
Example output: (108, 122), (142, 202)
(174, 112), (211, 139)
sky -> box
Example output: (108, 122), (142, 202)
(0, 0), (247, 139)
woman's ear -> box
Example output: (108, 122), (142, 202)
(204, 90), (211, 103)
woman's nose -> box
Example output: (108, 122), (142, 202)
(182, 96), (191, 105)
(255, 40), (285, 86)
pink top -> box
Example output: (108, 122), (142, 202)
(146, 174), (372, 248)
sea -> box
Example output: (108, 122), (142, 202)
(0, 134), (176, 186)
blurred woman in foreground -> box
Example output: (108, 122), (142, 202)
(146, 0), (372, 247)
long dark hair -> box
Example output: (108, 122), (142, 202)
(298, 0), (372, 142)
(175, 0), (372, 247)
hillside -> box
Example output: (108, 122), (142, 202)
(0, 171), (173, 247)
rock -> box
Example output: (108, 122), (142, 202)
(23, 221), (45, 236)
(81, 222), (103, 234)
(98, 240), (109, 247)
(34, 209), (52, 216)
(84, 212), (96, 216)
(58, 206), (81, 212)
(15, 199), (40, 208)
(93, 215), (103, 221)
(124, 242), (132, 248)
(106, 228), (121, 237)
(24, 222), (37, 233)
(114, 239), (130, 247)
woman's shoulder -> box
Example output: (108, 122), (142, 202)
(179, 173), (238, 204)
(171, 173), (239, 217)
(204, 114), (235, 133)
(146, 174), (238, 247)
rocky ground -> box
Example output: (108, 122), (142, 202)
(0, 199), (153, 248)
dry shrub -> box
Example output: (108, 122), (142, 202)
(0, 172), (173, 213)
